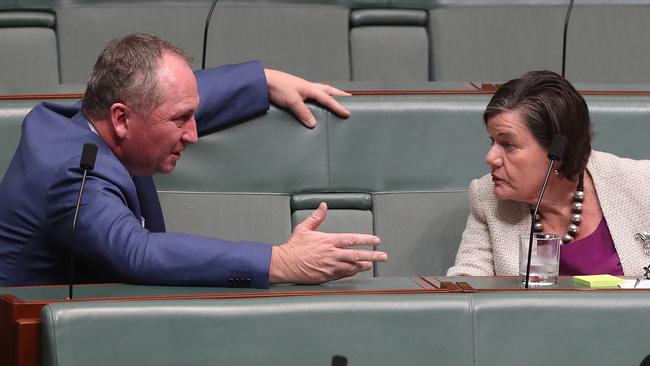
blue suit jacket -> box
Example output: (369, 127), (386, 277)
(0, 61), (274, 287)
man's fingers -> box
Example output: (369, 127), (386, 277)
(321, 84), (351, 97)
(287, 99), (317, 128)
(329, 233), (380, 248)
(308, 89), (350, 118)
(340, 249), (388, 263)
(294, 202), (328, 233)
(355, 261), (374, 272)
(335, 261), (374, 278)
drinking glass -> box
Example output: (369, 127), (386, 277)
(519, 233), (561, 287)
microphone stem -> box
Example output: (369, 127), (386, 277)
(202, 0), (219, 69)
(525, 159), (557, 288)
(68, 169), (89, 300)
(561, 0), (575, 77)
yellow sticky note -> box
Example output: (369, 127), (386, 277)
(573, 274), (625, 288)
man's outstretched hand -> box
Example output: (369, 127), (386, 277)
(269, 202), (387, 284)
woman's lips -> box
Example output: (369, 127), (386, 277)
(491, 173), (503, 182)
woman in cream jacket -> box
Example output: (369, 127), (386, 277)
(448, 71), (650, 277)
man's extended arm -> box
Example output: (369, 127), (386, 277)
(193, 61), (350, 134)
(47, 150), (273, 287)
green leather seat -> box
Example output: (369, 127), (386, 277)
(41, 293), (474, 366)
(0, 11), (59, 93)
(39, 289), (650, 366)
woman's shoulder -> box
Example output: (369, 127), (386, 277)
(469, 173), (494, 194)
(468, 173), (502, 211)
(589, 150), (650, 172)
(589, 150), (650, 193)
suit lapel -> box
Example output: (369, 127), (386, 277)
(132, 176), (166, 233)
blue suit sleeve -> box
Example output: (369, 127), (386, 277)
(45, 150), (272, 288)
(194, 61), (270, 136)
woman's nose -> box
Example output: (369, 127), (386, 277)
(485, 145), (503, 169)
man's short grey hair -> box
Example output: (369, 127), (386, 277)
(82, 33), (193, 120)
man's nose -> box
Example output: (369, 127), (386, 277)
(182, 117), (199, 145)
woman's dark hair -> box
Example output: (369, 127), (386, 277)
(483, 70), (592, 179)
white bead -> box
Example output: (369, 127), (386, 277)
(571, 213), (582, 224)
(572, 202), (583, 213)
(574, 191), (585, 202)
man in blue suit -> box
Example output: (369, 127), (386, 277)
(0, 33), (387, 287)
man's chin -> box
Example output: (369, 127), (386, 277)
(158, 162), (177, 174)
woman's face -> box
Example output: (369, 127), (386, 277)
(485, 110), (550, 204)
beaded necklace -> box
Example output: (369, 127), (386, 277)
(532, 171), (584, 244)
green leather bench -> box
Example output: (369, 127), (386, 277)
(0, 11), (59, 92)
(40, 293), (475, 366)
(38, 289), (650, 366)
(4, 0), (650, 91)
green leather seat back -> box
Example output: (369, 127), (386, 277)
(350, 9), (429, 81)
(566, 5), (650, 83)
(0, 99), (76, 181)
(41, 294), (475, 366)
(55, 4), (208, 83)
(40, 289), (650, 366)
(586, 95), (650, 160)
(0, 11), (60, 93)
(204, 3), (350, 81)
(472, 291), (650, 366)
(0, 100), (33, 181)
(56, 2), (350, 84)
(327, 94), (488, 276)
(428, 4), (566, 82)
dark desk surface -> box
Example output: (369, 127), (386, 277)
(4, 275), (646, 303)
(425, 275), (641, 291)
(1, 276), (437, 303)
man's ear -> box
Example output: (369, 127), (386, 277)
(109, 103), (130, 139)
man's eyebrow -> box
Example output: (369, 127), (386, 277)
(496, 131), (515, 138)
(173, 110), (194, 120)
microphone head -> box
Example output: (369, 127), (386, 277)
(547, 135), (567, 161)
(80, 143), (98, 170)
(331, 355), (348, 366)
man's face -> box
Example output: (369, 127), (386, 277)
(121, 52), (200, 176)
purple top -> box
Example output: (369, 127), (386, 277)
(559, 218), (624, 276)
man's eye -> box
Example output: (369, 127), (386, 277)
(174, 117), (188, 126)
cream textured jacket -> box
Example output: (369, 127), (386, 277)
(448, 151), (650, 276)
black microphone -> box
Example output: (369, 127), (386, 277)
(561, 0), (575, 77)
(68, 143), (98, 299)
(201, 0), (219, 69)
(524, 135), (567, 288)
(331, 355), (347, 366)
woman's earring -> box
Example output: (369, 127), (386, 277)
(553, 169), (560, 176)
